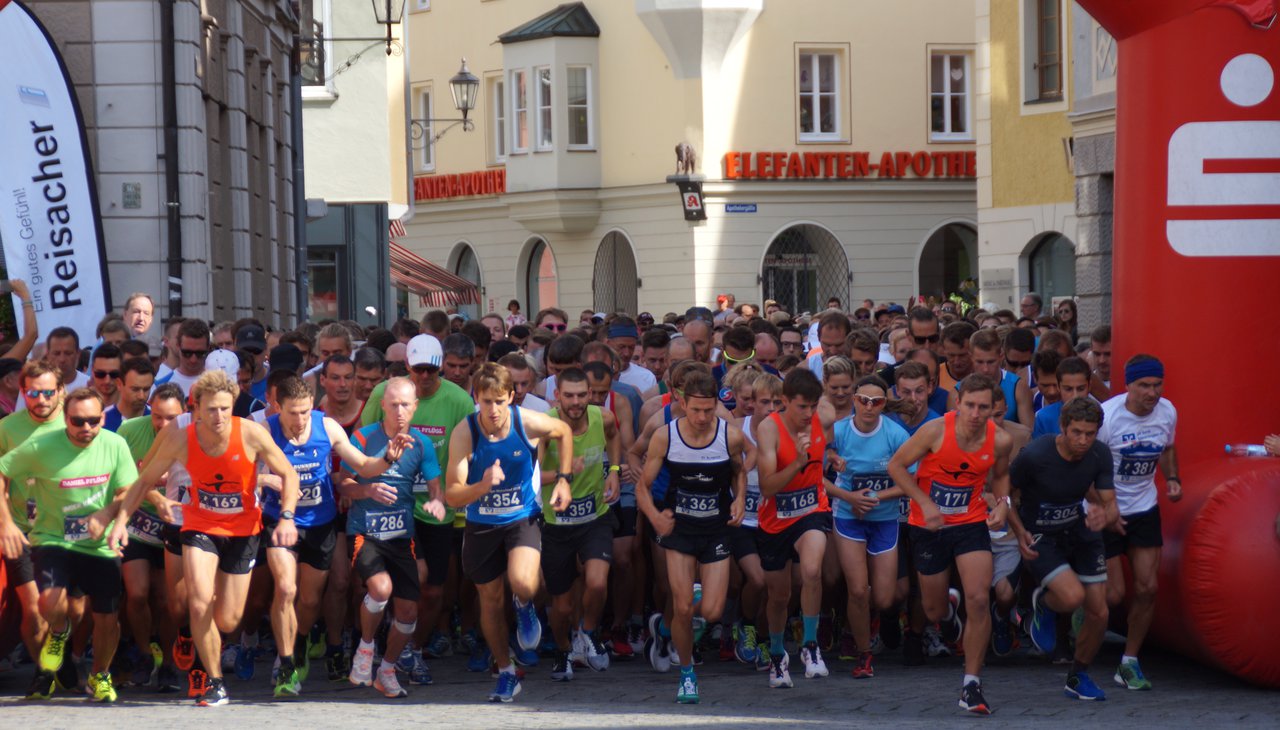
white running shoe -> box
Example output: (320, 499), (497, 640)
(768, 650), (794, 689)
(374, 666), (407, 698)
(349, 646), (374, 686)
(800, 642), (829, 678)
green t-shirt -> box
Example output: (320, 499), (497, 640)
(116, 416), (164, 528)
(0, 406), (65, 532)
(0, 428), (138, 557)
(360, 378), (474, 525)
(542, 406), (609, 525)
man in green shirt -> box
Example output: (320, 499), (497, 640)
(0, 388), (139, 702)
(359, 334), (473, 664)
(0, 360), (65, 692)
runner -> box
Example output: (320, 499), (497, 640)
(444, 362), (575, 703)
(0, 389), (139, 702)
(636, 370), (746, 704)
(1008, 397), (1117, 700)
(755, 369), (832, 686)
(970, 329), (1033, 425)
(828, 375), (910, 679)
(802, 311), (851, 382)
(542, 367), (622, 680)
(887, 373), (1014, 715)
(1098, 354), (1180, 691)
(103, 357), (155, 431)
(109, 369), (302, 707)
(732, 373), (781, 669)
(1032, 356), (1093, 438)
(339, 377), (440, 699)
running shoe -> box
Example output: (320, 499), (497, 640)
(755, 645), (772, 672)
(734, 622), (760, 664)
(396, 644), (418, 673)
(295, 637), (312, 683)
(467, 644), (491, 673)
(1114, 658), (1152, 691)
(158, 664), (182, 693)
(374, 666), (408, 698)
(868, 631), (885, 656)
(609, 626), (634, 659)
(307, 627), (326, 660)
(512, 596), (541, 652)
(924, 625), (951, 657)
(646, 614), (672, 673)
(627, 623), (645, 655)
(1029, 587), (1057, 654)
(570, 629), (589, 667)
(902, 631), (925, 666)
(851, 651), (874, 679)
(233, 644), (255, 681)
(959, 679), (991, 715)
(691, 616), (707, 644)
(407, 652), (433, 685)
(349, 645), (375, 686)
(837, 631), (859, 661)
(769, 650), (794, 688)
(991, 605), (1015, 657)
(173, 634), (196, 671)
(942, 588), (963, 644)
(187, 668), (208, 698)
(198, 676), (229, 707)
(1065, 671), (1106, 701)
(800, 641), (829, 678)
(676, 667), (699, 704)
(54, 654), (81, 693)
(425, 630), (453, 659)
(38, 626), (69, 673)
(220, 643), (237, 672)
(459, 628), (479, 656)
(274, 667), (301, 698)
(489, 669), (522, 702)
(718, 624), (735, 662)
(510, 635), (539, 668)
(24, 669), (55, 700)
(586, 632), (610, 671)
(551, 649), (574, 681)
(325, 648), (349, 682)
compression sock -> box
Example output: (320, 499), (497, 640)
(770, 632), (785, 656)
(802, 615), (819, 645)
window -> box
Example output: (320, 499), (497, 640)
(1036, 0), (1063, 100)
(511, 70), (528, 153)
(535, 66), (553, 150)
(491, 77), (507, 161)
(417, 86), (434, 172)
(567, 66), (591, 148)
(797, 51), (840, 140)
(411, 0), (430, 11)
(930, 53), (972, 141)
(300, 0), (332, 92)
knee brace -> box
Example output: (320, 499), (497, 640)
(392, 619), (417, 635)
(362, 593), (388, 614)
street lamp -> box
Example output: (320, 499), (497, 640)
(410, 58), (480, 148)
(370, 0), (406, 56)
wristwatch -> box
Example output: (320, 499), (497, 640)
(280, 510), (295, 521)
(555, 472), (573, 484)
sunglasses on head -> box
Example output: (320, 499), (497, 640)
(854, 394), (887, 407)
(25, 389), (57, 400)
(94, 370), (121, 380)
(69, 415), (102, 427)
(912, 333), (940, 344)
(181, 349), (209, 359)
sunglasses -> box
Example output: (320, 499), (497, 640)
(543, 323), (567, 332)
(912, 333), (941, 344)
(69, 416), (102, 427)
(1006, 358), (1032, 370)
(854, 394), (887, 407)
(410, 364), (439, 375)
(94, 370), (122, 380)
(181, 349), (209, 359)
(25, 389), (57, 400)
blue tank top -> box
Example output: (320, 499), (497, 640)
(650, 404), (675, 501)
(1000, 370), (1021, 423)
(262, 411), (336, 527)
(464, 406), (539, 525)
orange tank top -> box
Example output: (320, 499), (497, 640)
(909, 411), (996, 528)
(758, 412), (830, 534)
(183, 417), (261, 537)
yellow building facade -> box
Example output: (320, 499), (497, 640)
(401, 1), (981, 318)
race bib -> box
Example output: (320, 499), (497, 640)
(743, 490), (761, 517)
(127, 510), (165, 545)
(929, 481), (972, 516)
(557, 494), (598, 525)
(297, 481), (325, 508)
(1034, 502), (1081, 530)
(63, 515), (90, 543)
(674, 489), (720, 519)
(198, 489), (244, 515)
(478, 485), (524, 517)
(851, 473), (893, 493)
(364, 509), (407, 540)
(1118, 455), (1160, 479)
(774, 486), (819, 520)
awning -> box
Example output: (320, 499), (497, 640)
(388, 237), (480, 308)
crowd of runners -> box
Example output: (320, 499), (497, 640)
(1, 285), (1243, 713)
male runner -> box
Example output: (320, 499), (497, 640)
(340, 377), (440, 699)
(887, 374), (1013, 715)
(0, 389), (138, 702)
(1098, 355), (1180, 691)
(970, 329), (1033, 425)
(542, 367), (621, 679)
(108, 370), (301, 706)
(755, 369), (831, 686)
(445, 363), (574, 702)
(104, 357), (155, 431)
(1008, 398), (1117, 701)
(636, 371), (746, 704)
(1032, 357), (1093, 438)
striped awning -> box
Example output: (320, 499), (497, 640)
(388, 237), (480, 308)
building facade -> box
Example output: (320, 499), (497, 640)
(402, 0), (979, 320)
(20, 0), (303, 329)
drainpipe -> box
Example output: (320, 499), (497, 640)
(291, 29), (308, 323)
(160, 0), (182, 317)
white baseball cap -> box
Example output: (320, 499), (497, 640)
(205, 349), (241, 380)
(406, 334), (443, 368)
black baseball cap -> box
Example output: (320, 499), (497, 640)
(236, 324), (267, 353)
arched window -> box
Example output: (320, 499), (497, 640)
(917, 222), (977, 301)
(1027, 233), (1076, 302)
(451, 243), (482, 318)
(524, 238), (558, 314)
(761, 224), (849, 315)
(593, 231), (638, 315)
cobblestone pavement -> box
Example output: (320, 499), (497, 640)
(1, 642), (1276, 729)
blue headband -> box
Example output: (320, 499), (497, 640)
(608, 324), (638, 339)
(1125, 359), (1164, 385)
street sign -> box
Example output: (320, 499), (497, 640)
(726, 203), (757, 213)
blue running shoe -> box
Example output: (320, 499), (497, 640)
(1029, 587), (1057, 654)
(234, 645), (255, 681)
(425, 631), (452, 659)
(1065, 671), (1106, 701)
(395, 644), (417, 674)
(991, 605), (1015, 657)
(734, 622), (760, 665)
(676, 667), (699, 704)
(510, 636), (540, 668)
(467, 645), (491, 673)
(407, 654), (433, 686)
(513, 597), (542, 652)
(489, 669), (521, 702)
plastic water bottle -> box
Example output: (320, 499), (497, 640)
(1225, 444), (1269, 457)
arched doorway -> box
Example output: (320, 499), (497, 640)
(593, 231), (638, 315)
(524, 237), (558, 314)
(761, 224), (849, 315)
(1027, 233), (1076, 302)
(451, 242), (482, 318)
(917, 222), (977, 301)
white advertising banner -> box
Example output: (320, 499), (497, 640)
(0, 0), (111, 344)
